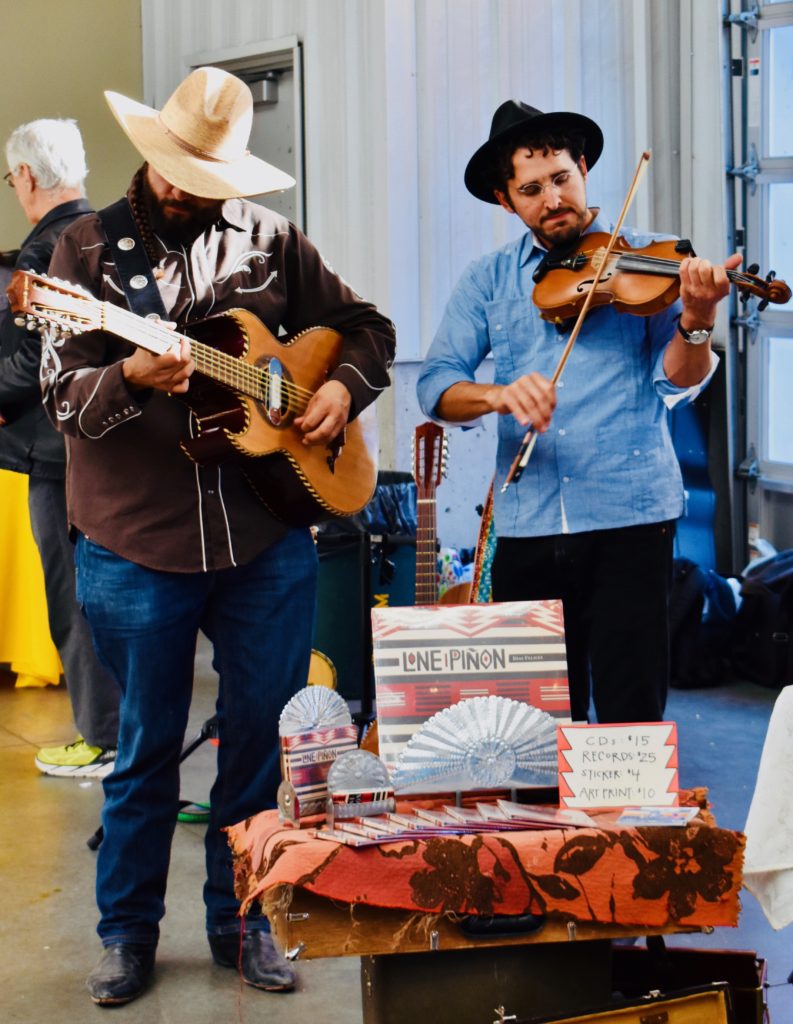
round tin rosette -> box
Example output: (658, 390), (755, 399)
(326, 749), (395, 820)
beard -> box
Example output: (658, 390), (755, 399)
(533, 206), (590, 251)
(140, 171), (224, 247)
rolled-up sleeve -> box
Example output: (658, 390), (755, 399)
(417, 262), (492, 420)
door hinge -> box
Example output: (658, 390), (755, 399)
(732, 307), (761, 342)
(736, 444), (761, 494)
(724, 4), (759, 42)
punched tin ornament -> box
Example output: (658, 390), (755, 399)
(279, 686), (352, 737)
(326, 749), (395, 820)
(392, 695), (558, 793)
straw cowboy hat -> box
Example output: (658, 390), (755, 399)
(105, 66), (295, 200)
(464, 100), (603, 204)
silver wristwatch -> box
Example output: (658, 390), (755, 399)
(678, 323), (714, 345)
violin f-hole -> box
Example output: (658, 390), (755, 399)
(576, 268), (614, 295)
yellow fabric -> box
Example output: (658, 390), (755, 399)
(0, 469), (62, 686)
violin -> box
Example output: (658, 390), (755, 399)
(532, 231), (791, 323)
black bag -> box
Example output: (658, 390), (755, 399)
(670, 558), (737, 689)
(731, 548), (793, 689)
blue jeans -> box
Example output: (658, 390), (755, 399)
(75, 529), (317, 948)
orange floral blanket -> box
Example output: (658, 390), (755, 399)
(227, 797), (744, 931)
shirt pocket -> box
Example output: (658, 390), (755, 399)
(485, 298), (557, 382)
(593, 425), (678, 517)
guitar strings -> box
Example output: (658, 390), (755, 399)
(102, 302), (317, 412)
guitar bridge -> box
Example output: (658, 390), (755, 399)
(326, 429), (346, 474)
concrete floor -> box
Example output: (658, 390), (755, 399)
(1, 640), (791, 1023)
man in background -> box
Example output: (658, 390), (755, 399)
(0, 118), (119, 776)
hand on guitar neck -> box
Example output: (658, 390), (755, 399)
(123, 336), (194, 394)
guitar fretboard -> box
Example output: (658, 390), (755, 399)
(415, 494), (438, 605)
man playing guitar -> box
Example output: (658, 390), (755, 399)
(41, 67), (394, 1006)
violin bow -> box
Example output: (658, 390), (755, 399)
(501, 150), (652, 492)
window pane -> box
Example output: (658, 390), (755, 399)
(768, 184), (793, 311)
(767, 336), (793, 464)
(768, 25), (793, 156)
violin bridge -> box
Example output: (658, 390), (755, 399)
(591, 247), (607, 272)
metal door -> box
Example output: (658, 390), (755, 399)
(729, 1), (793, 555)
(192, 35), (305, 229)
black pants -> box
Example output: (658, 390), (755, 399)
(492, 522), (674, 724)
(28, 476), (120, 748)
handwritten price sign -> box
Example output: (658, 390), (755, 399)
(557, 722), (679, 808)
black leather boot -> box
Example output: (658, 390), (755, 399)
(86, 943), (156, 1005)
(208, 930), (296, 991)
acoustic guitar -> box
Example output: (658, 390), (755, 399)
(8, 269), (378, 527)
(412, 421), (471, 604)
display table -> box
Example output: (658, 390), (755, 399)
(228, 794), (744, 1021)
(0, 468), (62, 686)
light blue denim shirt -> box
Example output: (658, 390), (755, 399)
(417, 214), (718, 538)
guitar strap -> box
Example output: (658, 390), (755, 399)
(97, 198), (168, 321)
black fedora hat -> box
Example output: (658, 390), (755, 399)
(464, 100), (604, 204)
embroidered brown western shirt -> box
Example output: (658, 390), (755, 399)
(44, 185), (395, 572)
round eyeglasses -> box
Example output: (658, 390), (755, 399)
(516, 169), (575, 199)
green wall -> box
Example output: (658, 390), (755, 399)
(0, 0), (143, 245)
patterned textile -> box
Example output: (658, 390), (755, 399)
(228, 793), (743, 931)
(470, 481), (495, 604)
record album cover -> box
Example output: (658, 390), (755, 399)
(371, 600), (570, 786)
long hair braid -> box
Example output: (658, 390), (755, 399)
(128, 165), (161, 269)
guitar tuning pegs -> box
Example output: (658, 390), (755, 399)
(14, 316), (26, 328)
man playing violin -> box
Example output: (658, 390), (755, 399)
(417, 100), (740, 726)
